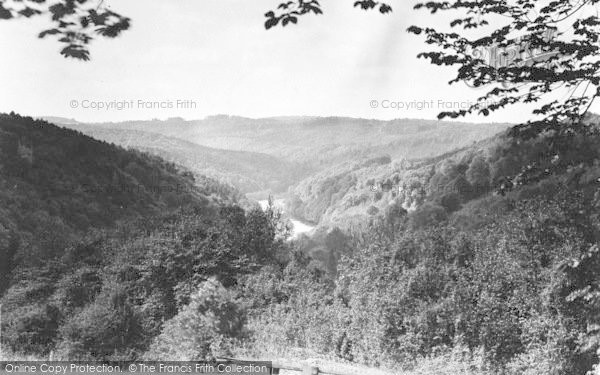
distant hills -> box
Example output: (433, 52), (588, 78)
(47, 115), (510, 198)
(286, 137), (500, 227)
(284, 116), (600, 229)
(57, 124), (307, 194)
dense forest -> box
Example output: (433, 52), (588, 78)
(0, 112), (265, 357)
(1, 113), (599, 374)
(63, 125), (308, 195)
(53, 116), (509, 197)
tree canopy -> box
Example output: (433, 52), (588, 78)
(0, 0), (130, 60)
(406, 0), (600, 135)
(0, 0), (390, 60)
(264, 0), (391, 29)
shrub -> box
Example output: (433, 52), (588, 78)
(367, 206), (380, 216)
(55, 282), (144, 360)
(439, 192), (461, 212)
(466, 155), (490, 196)
(409, 203), (447, 229)
(144, 278), (246, 360)
(3, 304), (61, 355)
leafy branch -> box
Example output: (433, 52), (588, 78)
(264, 0), (391, 29)
(0, 0), (130, 60)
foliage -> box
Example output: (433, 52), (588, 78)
(0, 114), (285, 359)
(144, 278), (246, 361)
(58, 117), (507, 200)
(56, 282), (144, 360)
(237, 145), (600, 373)
(408, 1), (600, 128)
(65, 125), (303, 195)
(2, 114), (600, 374)
(264, 0), (391, 30)
(0, 0), (394, 59)
(466, 155), (491, 195)
(558, 244), (600, 373)
(0, 0), (129, 60)
(407, 0), (600, 188)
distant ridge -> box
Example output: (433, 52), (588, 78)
(47, 115), (511, 197)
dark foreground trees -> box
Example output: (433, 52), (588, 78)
(2, 113), (600, 372)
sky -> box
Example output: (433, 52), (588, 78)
(0, 0), (597, 123)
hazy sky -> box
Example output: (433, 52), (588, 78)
(1, 0), (597, 123)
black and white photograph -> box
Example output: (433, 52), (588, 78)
(1, 0), (600, 374)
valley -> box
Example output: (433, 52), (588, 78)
(4, 0), (600, 371)
(2, 113), (599, 374)
(257, 198), (315, 239)
(49, 115), (511, 229)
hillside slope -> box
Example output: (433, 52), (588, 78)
(0, 113), (287, 361)
(0, 112), (240, 293)
(246, 124), (600, 374)
(51, 116), (510, 176)
(287, 121), (600, 229)
(61, 125), (308, 194)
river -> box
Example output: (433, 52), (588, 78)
(257, 198), (315, 239)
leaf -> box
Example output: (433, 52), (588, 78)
(39, 29), (61, 38)
(407, 26), (423, 35)
(88, 9), (108, 25)
(18, 7), (42, 18)
(60, 45), (90, 61)
(265, 17), (279, 30)
(49, 3), (74, 21)
(379, 4), (392, 14)
(0, 3), (12, 19)
(96, 18), (130, 38)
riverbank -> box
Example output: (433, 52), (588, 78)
(256, 198), (316, 239)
